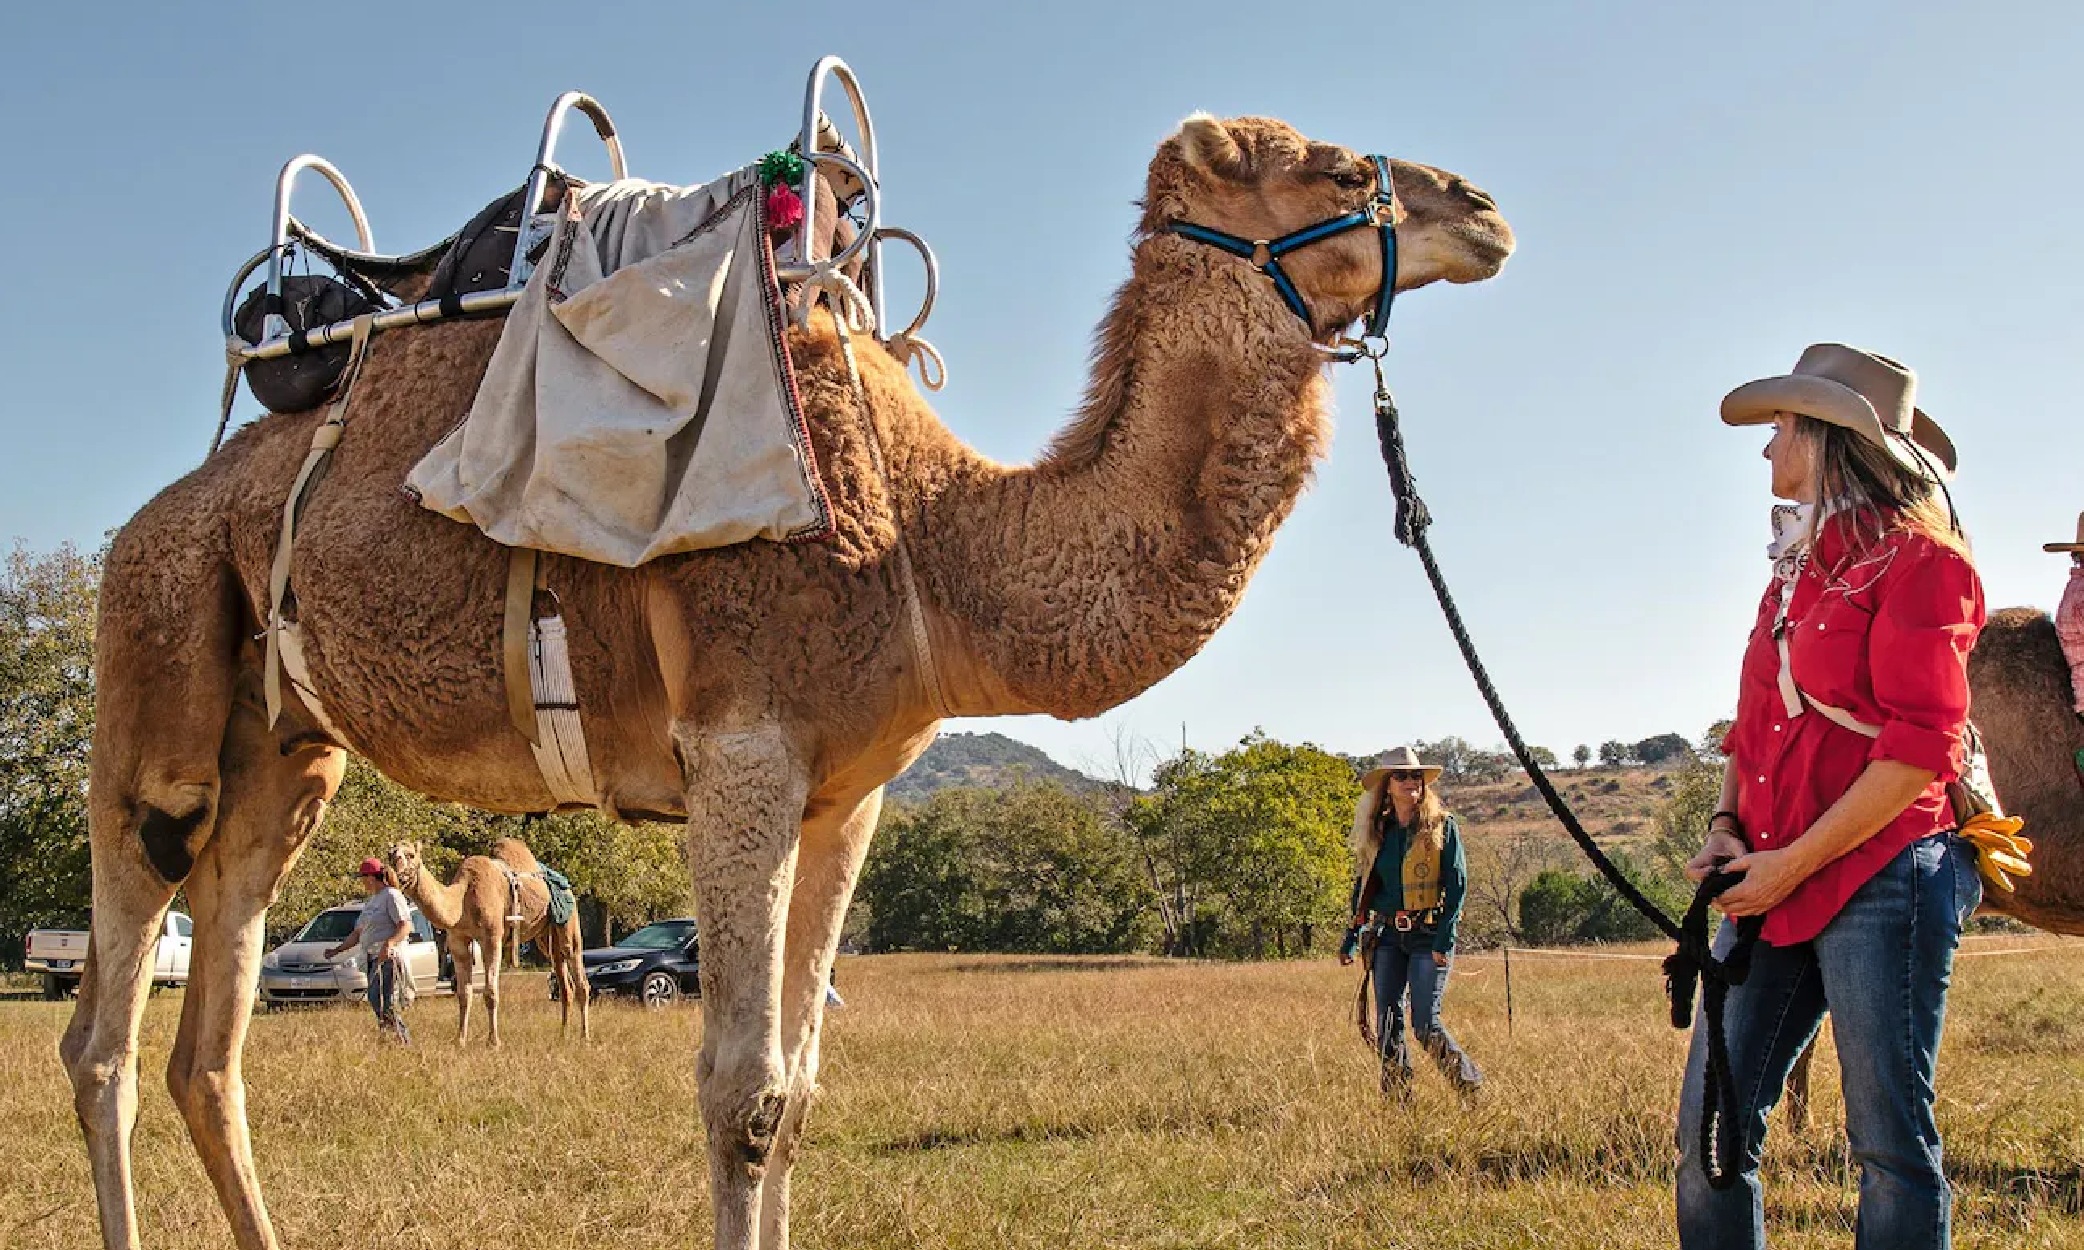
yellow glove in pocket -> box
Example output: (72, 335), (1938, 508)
(1958, 813), (2033, 895)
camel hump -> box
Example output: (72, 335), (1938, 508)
(1973, 608), (2069, 701)
(490, 837), (542, 872)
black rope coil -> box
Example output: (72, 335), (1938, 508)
(1370, 377), (1760, 1189)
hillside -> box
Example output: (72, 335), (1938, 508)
(1444, 766), (1685, 847)
(887, 732), (1109, 803)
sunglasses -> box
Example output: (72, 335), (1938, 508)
(1388, 770), (1427, 783)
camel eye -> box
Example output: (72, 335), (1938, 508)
(1329, 168), (1372, 191)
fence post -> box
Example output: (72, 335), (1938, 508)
(1503, 946), (1514, 1039)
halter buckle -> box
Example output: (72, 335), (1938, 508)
(1249, 240), (1272, 268)
(1368, 199), (1400, 228)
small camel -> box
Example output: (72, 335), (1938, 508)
(386, 837), (590, 1046)
(63, 113), (1511, 1250)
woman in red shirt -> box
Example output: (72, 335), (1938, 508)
(1677, 344), (1985, 1250)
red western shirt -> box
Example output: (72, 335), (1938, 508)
(1722, 513), (1985, 945)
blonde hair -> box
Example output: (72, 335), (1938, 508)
(1386, 778), (1448, 853)
(1795, 417), (1970, 560)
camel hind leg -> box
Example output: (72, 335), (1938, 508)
(546, 917), (591, 1041)
(165, 694), (345, 1250)
(62, 538), (242, 1250)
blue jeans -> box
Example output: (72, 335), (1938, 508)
(1676, 834), (1981, 1250)
(1371, 930), (1481, 1088)
(365, 954), (411, 1044)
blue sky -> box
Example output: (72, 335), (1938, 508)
(2, 1), (2077, 781)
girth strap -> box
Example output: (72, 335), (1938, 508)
(263, 313), (374, 729)
(500, 546), (596, 806)
(504, 548), (541, 745)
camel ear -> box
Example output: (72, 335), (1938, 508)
(1177, 113), (1247, 180)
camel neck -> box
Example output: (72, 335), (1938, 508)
(911, 249), (1327, 720)
(400, 865), (466, 932)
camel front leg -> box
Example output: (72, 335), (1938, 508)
(482, 930), (505, 1049)
(166, 712), (344, 1250)
(683, 722), (807, 1250)
(450, 937), (476, 1045)
(757, 787), (883, 1250)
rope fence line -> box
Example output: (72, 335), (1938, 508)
(1458, 939), (2077, 965)
(1435, 939), (2081, 1038)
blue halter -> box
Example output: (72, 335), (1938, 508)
(1166, 153), (1401, 344)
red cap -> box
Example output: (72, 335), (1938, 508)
(357, 857), (386, 878)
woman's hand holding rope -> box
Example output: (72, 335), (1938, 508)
(1684, 831), (1749, 883)
(1715, 847), (1814, 916)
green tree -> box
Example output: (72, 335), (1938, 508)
(1651, 752), (1726, 889)
(1573, 743), (1592, 769)
(1527, 745), (1558, 771)
(1598, 739), (1630, 768)
(0, 544), (99, 966)
(1126, 732), (1357, 959)
(1634, 733), (1695, 767)
(857, 781), (1154, 954)
(1516, 854), (1683, 946)
(1516, 869), (1595, 947)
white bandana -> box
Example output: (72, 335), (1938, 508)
(1768, 502), (1815, 582)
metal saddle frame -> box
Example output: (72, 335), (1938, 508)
(216, 56), (940, 417)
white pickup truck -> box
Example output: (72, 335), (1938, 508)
(25, 912), (193, 1000)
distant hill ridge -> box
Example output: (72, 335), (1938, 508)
(887, 732), (1109, 802)
(889, 733), (1685, 843)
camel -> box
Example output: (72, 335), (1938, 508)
(1964, 608), (2084, 932)
(60, 113), (1512, 1250)
(385, 837), (590, 1046)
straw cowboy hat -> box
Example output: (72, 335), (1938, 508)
(1359, 745), (1444, 790)
(1720, 343), (1957, 483)
(2047, 511), (2084, 553)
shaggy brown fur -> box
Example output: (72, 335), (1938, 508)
(1968, 607), (2084, 934)
(386, 837), (590, 1046)
(63, 116), (1512, 1250)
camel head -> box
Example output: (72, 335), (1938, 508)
(1141, 114), (1514, 336)
(383, 840), (423, 890)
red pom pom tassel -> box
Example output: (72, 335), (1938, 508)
(765, 184), (804, 231)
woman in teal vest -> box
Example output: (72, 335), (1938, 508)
(1339, 746), (1480, 1094)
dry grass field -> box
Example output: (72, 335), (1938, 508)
(3, 940), (2081, 1249)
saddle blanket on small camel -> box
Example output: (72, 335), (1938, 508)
(406, 171), (834, 566)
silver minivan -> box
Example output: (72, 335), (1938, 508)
(258, 904), (449, 1007)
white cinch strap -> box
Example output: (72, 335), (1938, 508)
(499, 548), (598, 806)
(1773, 573), (1882, 739)
(265, 314), (374, 729)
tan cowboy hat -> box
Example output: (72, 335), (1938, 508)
(2046, 511), (2084, 553)
(1359, 745), (1443, 789)
(1720, 343), (1957, 483)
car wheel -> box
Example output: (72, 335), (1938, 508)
(42, 973), (66, 1001)
(641, 970), (678, 1009)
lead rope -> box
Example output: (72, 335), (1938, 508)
(1365, 353), (1759, 1188)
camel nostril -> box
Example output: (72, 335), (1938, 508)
(1457, 182), (1499, 211)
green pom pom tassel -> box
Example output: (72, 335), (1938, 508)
(758, 150), (805, 188)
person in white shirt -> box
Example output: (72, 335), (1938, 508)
(325, 857), (413, 1044)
